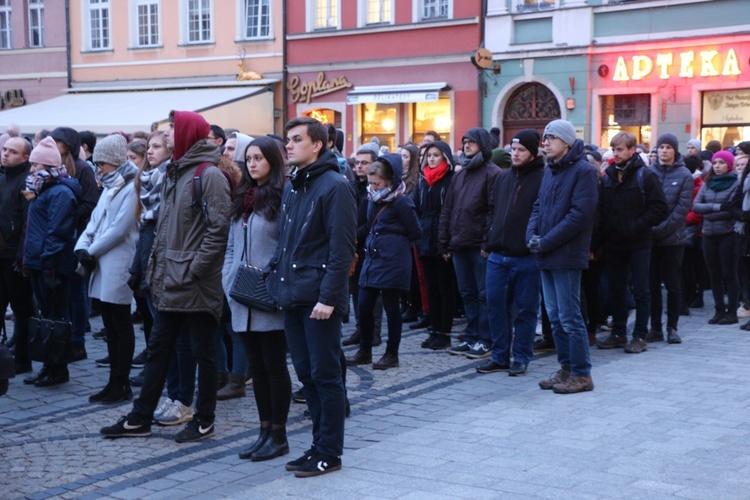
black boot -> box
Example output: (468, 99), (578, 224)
(35, 366), (69, 387)
(409, 313), (431, 330)
(342, 331), (361, 346)
(24, 365), (49, 385)
(101, 382), (133, 404)
(239, 427), (270, 459)
(89, 380), (114, 403)
(251, 428), (289, 461)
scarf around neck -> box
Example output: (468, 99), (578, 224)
(368, 181), (406, 203)
(708, 173), (737, 192)
(243, 186), (258, 221)
(459, 151), (485, 171)
(424, 161), (449, 187)
(25, 165), (67, 195)
(736, 174), (750, 235)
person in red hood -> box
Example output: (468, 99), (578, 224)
(101, 110), (231, 443)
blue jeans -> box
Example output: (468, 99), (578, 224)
(165, 328), (196, 406)
(285, 306), (345, 457)
(607, 248), (651, 339)
(486, 253), (540, 365)
(452, 250), (490, 345)
(540, 269), (591, 377)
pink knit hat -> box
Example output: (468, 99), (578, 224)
(712, 150), (735, 172)
(29, 136), (62, 167)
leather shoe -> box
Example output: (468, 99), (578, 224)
(70, 344), (87, 362)
(508, 361), (528, 377)
(239, 427), (270, 459)
(24, 366), (49, 385)
(89, 382), (113, 403)
(342, 331), (360, 346)
(373, 352), (399, 370)
(345, 349), (372, 366)
(35, 368), (69, 387)
(372, 333), (382, 347)
(401, 310), (418, 323)
(409, 315), (431, 330)
(667, 327), (682, 344)
(251, 431), (289, 462)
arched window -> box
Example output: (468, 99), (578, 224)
(502, 83), (560, 146)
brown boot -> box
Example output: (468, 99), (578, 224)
(217, 371), (229, 391)
(539, 365), (570, 390)
(345, 349), (372, 366)
(342, 331), (361, 346)
(552, 375), (594, 394)
(217, 374), (246, 400)
(373, 352), (399, 370)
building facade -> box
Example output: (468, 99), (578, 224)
(285, 0), (483, 154)
(484, 0), (750, 150)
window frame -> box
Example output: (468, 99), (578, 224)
(241, 0), (271, 40)
(131, 0), (161, 48)
(417, 0), (451, 22)
(184, 0), (213, 45)
(308, 0), (340, 32)
(29, 0), (44, 48)
(0, 0), (12, 50)
(359, 0), (393, 27)
(85, 0), (112, 51)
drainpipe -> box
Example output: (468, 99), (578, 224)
(65, 0), (72, 90)
(281, 0), (288, 131)
(479, 0), (487, 129)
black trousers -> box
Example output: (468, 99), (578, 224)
(100, 302), (135, 383)
(0, 258), (33, 363)
(650, 245), (684, 331)
(420, 256), (456, 334)
(241, 330), (291, 426)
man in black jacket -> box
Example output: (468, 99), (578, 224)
(0, 137), (35, 374)
(596, 132), (668, 353)
(267, 117), (356, 478)
(478, 130), (544, 377)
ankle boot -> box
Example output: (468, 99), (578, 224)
(373, 352), (399, 370)
(346, 349), (372, 366)
(372, 332), (382, 347)
(251, 428), (289, 461)
(35, 366), (69, 387)
(239, 427), (270, 459)
(217, 374), (247, 400)
(718, 312), (739, 325)
(101, 381), (133, 404)
(421, 332), (437, 348)
(216, 371), (229, 391)
(89, 379), (114, 403)
(342, 330), (361, 346)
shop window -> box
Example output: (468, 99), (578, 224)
(86, 0), (111, 51)
(29, 0), (44, 48)
(361, 103), (398, 153)
(243, 0), (270, 39)
(303, 109), (342, 128)
(600, 94), (651, 150)
(502, 82), (560, 146)
(701, 89), (750, 149)
(412, 98), (451, 146)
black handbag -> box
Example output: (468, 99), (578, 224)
(0, 320), (15, 382)
(229, 218), (278, 312)
(28, 317), (72, 365)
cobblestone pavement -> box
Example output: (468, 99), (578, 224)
(3, 294), (750, 499)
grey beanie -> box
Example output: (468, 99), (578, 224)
(93, 134), (128, 166)
(687, 139), (702, 151)
(360, 141), (380, 156)
(543, 120), (577, 148)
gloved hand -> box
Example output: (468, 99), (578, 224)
(127, 273), (141, 292)
(527, 235), (542, 254)
(75, 249), (97, 271)
(43, 269), (61, 289)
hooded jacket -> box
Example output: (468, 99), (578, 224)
(24, 176), (81, 276)
(266, 149), (356, 314)
(145, 111), (231, 322)
(485, 155), (545, 256)
(648, 154), (693, 246)
(0, 159), (30, 261)
(359, 153), (422, 291)
(438, 129), (501, 253)
(526, 140), (599, 270)
(596, 152), (668, 251)
(413, 141), (455, 258)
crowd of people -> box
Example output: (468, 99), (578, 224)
(1, 113), (749, 477)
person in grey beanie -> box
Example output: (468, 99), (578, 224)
(687, 139), (702, 157)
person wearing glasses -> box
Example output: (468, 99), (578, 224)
(527, 120), (599, 394)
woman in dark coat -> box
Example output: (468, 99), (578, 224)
(346, 153), (422, 370)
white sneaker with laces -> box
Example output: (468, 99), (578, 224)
(153, 397), (173, 421)
(156, 400), (194, 426)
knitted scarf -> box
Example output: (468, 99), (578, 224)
(139, 163), (165, 222)
(707, 173), (737, 192)
(368, 181), (406, 204)
(423, 161), (449, 187)
(25, 165), (68, 195)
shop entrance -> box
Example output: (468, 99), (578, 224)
(502, 83), (560, 146)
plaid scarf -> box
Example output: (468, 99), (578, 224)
(139, 164), (165, 221)
(25, 165), (68, 195)
(367, 181), (406, 203)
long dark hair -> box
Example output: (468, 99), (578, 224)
(232, 136), (285, 222)
(402, 143), (420, 193)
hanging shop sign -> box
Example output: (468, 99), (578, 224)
(612, 48), (742, 82)
(703, 88), (750, 125)
(287, 73), (352, 104)
(0, 89), (26, 109)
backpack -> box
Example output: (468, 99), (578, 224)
(191, 162), (230, 226)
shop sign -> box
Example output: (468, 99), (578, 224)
(287, 72), (352, 104)
(0, 89), (26, 109)
(346, 91), (440, 105)
(612, 48), (741, 81)
(703, 88), (750, 125)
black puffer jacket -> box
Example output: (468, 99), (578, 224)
(0, 160), (30, 262)
(266, 150), (357, 315)
(413, 140), (455, 258)
(648, 155), (693, 246)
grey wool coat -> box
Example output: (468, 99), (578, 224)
(222, 212), (284, 333)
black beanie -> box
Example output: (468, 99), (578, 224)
(511, 129), (540, 158)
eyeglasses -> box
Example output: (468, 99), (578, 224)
(94, 161), (105, 168)
(462, 139), (477, 147)
(542, 135), (559, 143)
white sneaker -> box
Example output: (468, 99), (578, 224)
(153, 397), (173, 421)
(738, 305), (750, 318)
(155, 400), (194, 426)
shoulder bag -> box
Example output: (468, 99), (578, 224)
(229, 216), (279, 312)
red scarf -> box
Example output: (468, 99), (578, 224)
(242, 186), (257, 221)
(424, 161), (449, 187)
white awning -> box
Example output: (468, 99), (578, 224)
(0, 86), (274, 135)
(346, 82), (449, 105)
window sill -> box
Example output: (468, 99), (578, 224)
(235, 37), (275, 43)
(129, 44), (163, 51)
(178, 41), (215, 48)
(81, 48), (114, 54)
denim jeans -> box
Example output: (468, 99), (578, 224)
(650, 245), (684, 331)
(486, 253), (540, 365)
(607, 248), (651, 339)
(540, 269), (591, 377)
(285, 306), (345, 457)
(132, 311), (217, 423)
(165, 327), (196, 406)
(452, 250), (490, 345)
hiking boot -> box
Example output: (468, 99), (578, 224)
(345, 349), (372, 366)
(552, 375), (594, 394)
(174, 418), (214, 443)
(533, 337), (556, 352)
(667, 327), (682, 344)
(719, 313), (739, 325)
(421, 333), (437, 348)
(464, 342), (491, 359)
(645, 328), (664, 343)
(373, 352), (399, 370)
(342, 331), (360, 346)
(447, 340), (472, 355)
(476, 360), (510, 374)
(596, 334), (627, 349)
(293, 451), (342, 478)
(624, 337), (648, 354)
(101, 415), (151, 438)
(539, 365), (570, 390)
(428, 333), (451, 350)
(285, 447), (315, 471)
